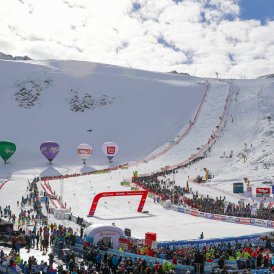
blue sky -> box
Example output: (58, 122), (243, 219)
(240, 0), (274, 22)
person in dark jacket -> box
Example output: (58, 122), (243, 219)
(25, 235), (31, 253)
(194, 251), (205, 273)
(218, 257), (225, 269)
(48, 253), (54, 267)
(102, 264), (110, 274)
(80, 226), (84, 238)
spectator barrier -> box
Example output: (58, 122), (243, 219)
(39, 163), (129, 183)
(157, 231), (264, 248)
(41, 182), (58, 209)
(172, 205), (274, 229)
(99, 243), (273, 274)
(105, 249), (194, 272)
(0, 180), (9, 190)
(43, 181), (65, 209)
(0, 265), (20, 274)
(203, 260), (273, 273)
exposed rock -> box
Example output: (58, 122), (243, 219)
(0, 52), (31, 61)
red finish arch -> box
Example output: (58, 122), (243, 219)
(88, 190), (148, 217)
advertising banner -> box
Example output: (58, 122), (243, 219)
(145, 232), (157, 247)
(158, 233), (262, 248)
(205, 213), (213, 219)
(245, 186), (252, 197)
(191, 210), (199, 217)
(119, 238), (130, 251)
(239, 218), (251, 225)
(226, 216), (239, 223)
(184, 208), (191, 213)
(255, 219), (268, 226)
(256, 188), (270, 197)
(233, 183), (244, 193)
(213, 214), (225, 221)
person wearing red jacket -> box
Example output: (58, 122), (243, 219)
(147, 249), (154, 257)
(172, 255), (177, 265)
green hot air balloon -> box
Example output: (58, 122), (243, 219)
(0, 141), (16, 164)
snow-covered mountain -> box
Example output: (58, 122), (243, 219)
(0, 59), (273, 242)
(0, 59), (273, 181)
(0, 59), (205, 171)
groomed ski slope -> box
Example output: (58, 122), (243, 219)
(132, 80), (230, 174)
(162, 77), (274, 202)
(32, 172), (271, 241)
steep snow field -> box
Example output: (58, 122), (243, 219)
(0, 60), (204, 169)
(164, 77), (274, 200)
(0, 60), (273, 242)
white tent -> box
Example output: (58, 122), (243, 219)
(84, 224), (125, 249)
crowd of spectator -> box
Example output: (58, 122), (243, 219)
(0, 205), (16, 223)
(183, 195), (273, 221)
(132, 174), (273, 221)
(40, 163), (128, 183)
(132, 173), (187, 203)
(0, 221), (78, 273)
(0, 166), (273, 274)
(139, 238), (273, 271)
(1, 229), (274, 273)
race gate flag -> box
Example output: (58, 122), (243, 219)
(256, 187), (270, 197)
(272, 185), (274, 194)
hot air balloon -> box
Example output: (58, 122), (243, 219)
(40, 141), (60, 164)
(77, 144), (92, 164)
(102, 142), (119, 162)
(0, 141), (16, 164)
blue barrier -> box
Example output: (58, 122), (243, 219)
(158, 233), (263, 248)
(0, 265), (20, 274)
(106, 249), (194, 272)
(107, 249), (166, 264)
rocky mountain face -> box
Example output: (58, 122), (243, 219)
(0, 52), (31, 61)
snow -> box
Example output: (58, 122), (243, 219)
(36, 174), (271, 242)
(0, 59), (273, 246)
(0, 60), (204, 168)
